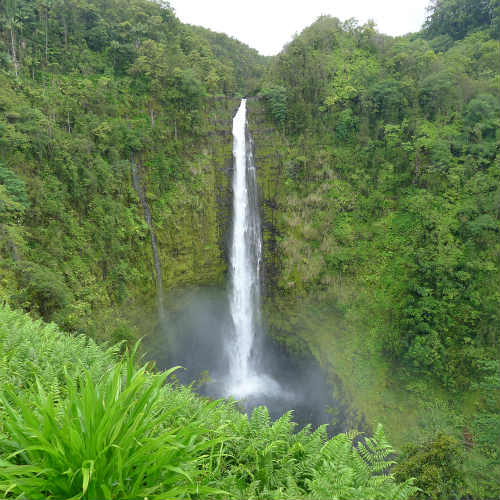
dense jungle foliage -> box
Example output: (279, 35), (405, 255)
(259, 2), (499, 391)
(0, 305), (418, 499)
(252, 1), (499, 497)
(1, 0), (499, 498)
(0, 0), (268, 338)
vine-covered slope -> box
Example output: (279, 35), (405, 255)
(257, 9), (499, 390)
(251, 4), (499, 498)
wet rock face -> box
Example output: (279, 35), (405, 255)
(131, 158), (164, 320)
(245, 99), (284, 299)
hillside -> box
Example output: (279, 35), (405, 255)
(0, 0), (268, 338)
(251, 5), (499, 498)
(255, 7), (499, 393)
(0, 0), (499, 498)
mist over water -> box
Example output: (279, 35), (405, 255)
(146, 100), (350, 433)
(146, 287), (349, 433)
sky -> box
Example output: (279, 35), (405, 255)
(168, 0), (432, 56)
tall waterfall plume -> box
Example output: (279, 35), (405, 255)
(148, 99), (341, 431)
(226, 99), (279, 398)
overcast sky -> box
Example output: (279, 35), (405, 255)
(168, 0), (432, 56)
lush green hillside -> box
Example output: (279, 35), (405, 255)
(187, 24), (269, 96)
(252, 4), (499, 499)
(258, 16), (499, 388)
(255, 2), (499, 389)
(1, 0), (499, 498)
(0, 305), (418, 499)
(0, 0), (270, 338)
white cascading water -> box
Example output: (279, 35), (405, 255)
(226, 99), (280, 399)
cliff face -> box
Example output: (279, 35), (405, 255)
(0, 0), (268, 340)
(0, 61), (241, 339)
(246, 99), (284, 298)
(249, 13), (500, 390)
(143, 99), (238, 293)
(247, 98), (321, 348)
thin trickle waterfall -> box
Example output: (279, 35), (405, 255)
(226, 99), (279, 398)
(131, 160), (165, 321)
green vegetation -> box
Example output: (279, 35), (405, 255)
(0, 0), (259, 337)
(1, 0), (499, 498)
(0, 305), (418, 499)
(187, 25), (268, 96)
(250, 4), (499, 499)
(253, 0), (499, 391)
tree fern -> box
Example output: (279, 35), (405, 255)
(249, 405), (271, 435)
(308, 427), (418, 500)
(356, 423), (396, 473)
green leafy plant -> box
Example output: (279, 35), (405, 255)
(394, 432), (466, 500)
(308, 425), (418, 500)
(0, 347), (224, 499)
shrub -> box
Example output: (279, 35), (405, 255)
(0, 353), (223, 499)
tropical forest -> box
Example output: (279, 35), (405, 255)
(0, 0), (498, 498)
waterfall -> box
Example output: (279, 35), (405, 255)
(226, 99), (279, 398)
(131, 159), (165, 321)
